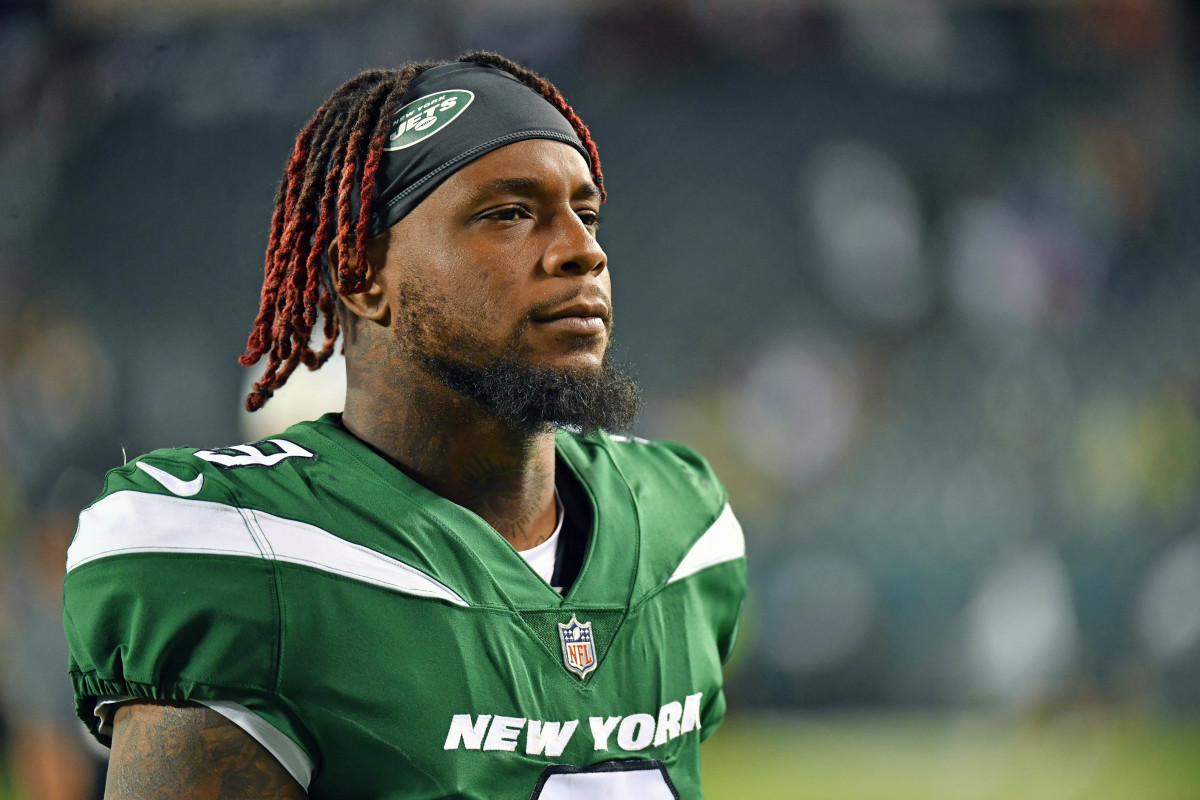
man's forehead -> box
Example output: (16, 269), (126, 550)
(452, 139), (598, 201)
(465, 177), (603, 205)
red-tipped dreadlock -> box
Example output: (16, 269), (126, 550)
(239, 52), (605, 411)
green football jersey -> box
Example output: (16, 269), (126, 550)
(64, 413), (746, 799)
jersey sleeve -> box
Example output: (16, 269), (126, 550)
(62, 453), (318, 783)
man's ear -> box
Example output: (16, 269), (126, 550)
(329, 233), (392, 325)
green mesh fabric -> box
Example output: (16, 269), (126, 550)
(518, 609), (627, 681)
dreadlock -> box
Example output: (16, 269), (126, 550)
(239, 52), (606, 411)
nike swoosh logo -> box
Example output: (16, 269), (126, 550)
(136, 462), (204, 497)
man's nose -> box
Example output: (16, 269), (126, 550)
(543, 213), (606, 276)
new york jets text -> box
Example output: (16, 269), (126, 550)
(443, 692), (703, 756)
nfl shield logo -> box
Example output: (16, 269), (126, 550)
(557, 614), (597, 678)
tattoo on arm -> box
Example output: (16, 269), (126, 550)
(105, 701), (307, 800)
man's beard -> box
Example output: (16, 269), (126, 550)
(399, 285), (642, 435)
(420, 349), (642, 435)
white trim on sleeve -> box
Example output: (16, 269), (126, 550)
(204, 700), (314, 789)
(92, 696), (313, 789)
(68, 490), (468, 606)
(93, 695), (135, 738)
(668, 503), (745, 584)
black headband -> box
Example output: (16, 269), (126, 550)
(354, 61), (591, 237)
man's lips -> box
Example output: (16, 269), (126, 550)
(537, 316), (607, 334)
(532, 299), (610, 334)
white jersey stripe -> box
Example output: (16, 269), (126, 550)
(68, 491), (468, 607)
(668, 503), (745, 584)
(68, 493), (260, 570)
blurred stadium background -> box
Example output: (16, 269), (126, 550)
(2, 0), (1199, 797)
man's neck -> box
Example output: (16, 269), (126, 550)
(341, 377), (559, 552)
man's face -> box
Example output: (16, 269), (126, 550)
(371, 138), (639, 433)
(383, 138), (608, 371)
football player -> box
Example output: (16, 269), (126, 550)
(64, 52), (746, 799)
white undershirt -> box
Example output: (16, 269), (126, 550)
(516, 486), (564, 588)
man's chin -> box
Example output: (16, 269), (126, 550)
(531, 356), (607, 380)
(420, 352), (642, 435)
(519, 337), (610, 373)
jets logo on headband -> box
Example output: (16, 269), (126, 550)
(384, 90), (475, 151)
(364, 62), (589, 234)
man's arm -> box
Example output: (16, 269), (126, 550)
(105, 701), (307, 800)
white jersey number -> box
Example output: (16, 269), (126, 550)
(530, 760), (679, 800)
(194, 439), (315, 468)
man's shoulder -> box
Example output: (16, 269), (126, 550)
(68, 416), (372, 580)
(88, 415), (350, 512)
(558, 429), (727, 511)
(69, 415), (477, 605)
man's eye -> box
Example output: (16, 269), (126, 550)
(577, 210), (601, 229)
(485, 206), (526, 222)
